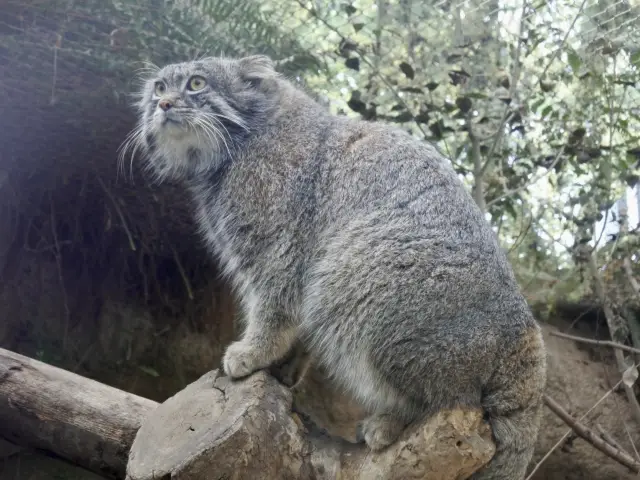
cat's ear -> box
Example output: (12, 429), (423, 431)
(238, 55), (277, 86)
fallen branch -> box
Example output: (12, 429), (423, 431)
(0, 347), (158, 478)
(549, 330), (640, 356)
(526, 377), (623, 479)
(596, 424), (627, 453)
(543, 394), (640, 473)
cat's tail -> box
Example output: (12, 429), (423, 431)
(471, 325), (547, 480)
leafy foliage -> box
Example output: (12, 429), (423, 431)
(270, 0), (640, 297)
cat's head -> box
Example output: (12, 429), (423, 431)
(120, 55), (279, 181)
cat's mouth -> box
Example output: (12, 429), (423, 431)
(162, 119), (182, 129)
(157, 108), (188, 128)
(155, 111), (190, 139)
(161, 115), (183, 127)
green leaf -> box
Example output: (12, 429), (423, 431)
(347, 91), (367, 114)
(393, 111), (414, 123)
(349, 15), (366, 32)
(466, 92), (489, 100)
(342, 3), (357, 15)
(455, 96), (472, 113)
(138, 366), (160, 377)
(530, 98), (544, 113)
(631, 50), (640, 69)
(345, 57), (360, 71)
(399, 62), (415, 80)
(503, 201), (518, 220)
(400, 86), (423, 94)
(567, 50), (582, 74)
(541, 105), (553, 118)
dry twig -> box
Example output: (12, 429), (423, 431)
(543, 394), (640, 473)
(586, 252), (640, 426)
(549, 330), (640, 356)
(95, 174), (137, 252)
(525, 377), (624, 479)
(596, 424), (627, 453)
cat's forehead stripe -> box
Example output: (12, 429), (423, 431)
(172, 72), (186, 86)
(157, 63), (196, 87)
(153, 59), (236, 88)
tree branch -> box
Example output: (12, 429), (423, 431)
(480, 0), (528, 175)
(127, 369), (496, 480)
(0, 347), (495, 480)
(623, 257), (640, 296)
(0, 347), (157, 478)
(526, 377), (623, 479)
(543, 394), (640, 473)
(596, 424), (627, 453)
(549, 330), (640, 356)
(586, 251), (640, 426)
(486, 148), (563, 208)
(468, 113), (487, 214)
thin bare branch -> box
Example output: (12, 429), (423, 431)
(586, 251), (640, 426)
(480, 0), (528, 174)
(49, 192), (71, 352)
(486, 148), (563, 208)
(543, 394), (640, 473)
(95, 174), (136, 252)
(525, 376), (625, 479)
(549, 330), (640, 356)
(468, 113), (487, 214)
(171, 244), (194, 301)
(596, 424), (627, 454)
(623, 257), (640, 296)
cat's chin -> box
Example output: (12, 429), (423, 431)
(147, 138), (225, 182)
(154, 120), (189, 139)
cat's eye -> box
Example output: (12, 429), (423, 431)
(154, 82), (166, 96)
(187, 75), (207, 92)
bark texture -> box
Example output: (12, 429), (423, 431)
(127, 370), (495, 480)
(0, 347), (157, 478)
(0, 346), (495, 480)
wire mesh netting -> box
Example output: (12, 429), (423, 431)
(0, 0), (639, 412)
(0, 3), (640, 478)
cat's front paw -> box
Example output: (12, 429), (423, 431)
(356, 413), (406, 451)
(223, 340), (264, 379)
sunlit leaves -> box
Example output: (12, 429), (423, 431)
(567, 50), (582, 74)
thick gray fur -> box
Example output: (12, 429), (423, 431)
(124, 55), (547, 479)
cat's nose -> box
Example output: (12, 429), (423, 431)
(158, 98), (174, 111)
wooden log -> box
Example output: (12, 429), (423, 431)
(127, 370), (496, 480)
(0, 347), (158, 478)
(0, 346), (495, 480)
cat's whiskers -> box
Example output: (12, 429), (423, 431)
(201, 112), (234, 142)
(185, 117), (210, 156)
(215, 111), (250, 133)
(195, 115), (233, 159)
(190, 117), (217, 152)
(117, 123), (146, 182)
